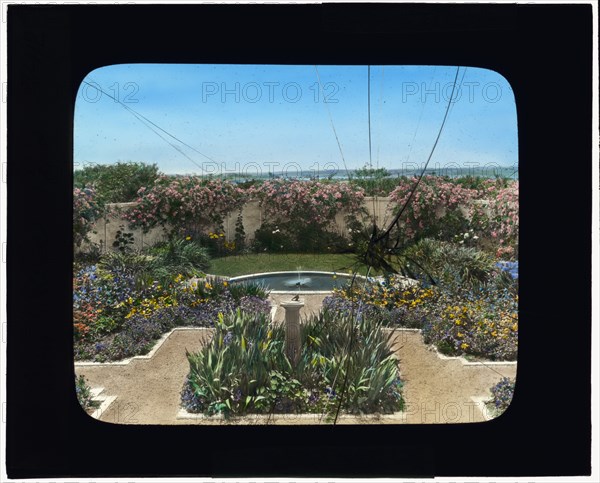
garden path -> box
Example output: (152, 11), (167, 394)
(75, 295), (516, 425)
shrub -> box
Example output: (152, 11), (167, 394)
(388, 175), (474, 243)
(124, 176), (246, 237)
(227, 280), (270, 302)
(149, 238), (211, 276)
(97, 251), (158, 277)
(73, 186), (103, 248)
(387, 176), (519, 259)
(402, 238), (497, 289)
(490, 182), (518, 259)
(97, 238), (210, 289)
(466, 181), (518, 259)
(74, 161), (160, 203)
(249, 179), (365, 253)
(75, 374), (100, 412)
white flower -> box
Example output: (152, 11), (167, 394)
(473, 235), (479, 240)
(463, 232), (470, 238)
(459, 240), (464, 244)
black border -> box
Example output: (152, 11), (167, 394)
(6, 3), (593, 479)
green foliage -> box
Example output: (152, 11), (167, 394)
(140, 238), (211, 286)
(74, 242), (103, 267)
(452, 175), (510, 191)
(350, 166), (401, 196)
(250, 179), (365, 254)
(153, 238), (211, 271)
(299, 308), (403, 414)
(98, 251), (158, 278)
(75, 374), (100, 412)
(252, 222), (288, 253)
(234, 209), (246, 253)
(183, 307), (404, 417)
(112, 225), (135, 253)
(402, 238), (496, 289)
(227, 281), (270, 302)
(74, 162), (160, 203)
(353, 165), (391, 179)
(185, 310), (288, 417)
(97, 237), (210, 289)
(252, 221), (353, 254)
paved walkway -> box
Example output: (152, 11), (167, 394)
(76, 295), (516, 425)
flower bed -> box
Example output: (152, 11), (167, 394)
(73, 260), (271, 362)
(421, 287), (518, 361)
(485, 377), (515, 416)
(181, 308), (404, 417)
(324, 269), (518, 362)
(323, 282), (435, 329)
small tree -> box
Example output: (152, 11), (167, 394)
(74, 161), (160, 203)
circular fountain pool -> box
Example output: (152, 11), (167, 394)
(229, 271), (363, 293)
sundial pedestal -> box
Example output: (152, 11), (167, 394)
(280, 300), (304, 367)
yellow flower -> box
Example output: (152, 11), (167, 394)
(223, 281), (228, 287)
(491, 331), (498, 337)
(460, 343), (469, 350)
(185, 236), (191, 241)
(457, 332), (464, 338)
(205, 282), (212, 290)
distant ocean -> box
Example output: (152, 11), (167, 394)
(338, 166), (518, 180)
(230, 166), (518, 182)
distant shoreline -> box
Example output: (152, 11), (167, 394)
(164, 166), (518, 181)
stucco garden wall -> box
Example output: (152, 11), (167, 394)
(85, 197), (491, 252)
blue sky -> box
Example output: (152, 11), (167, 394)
(74, 64), (518, 176)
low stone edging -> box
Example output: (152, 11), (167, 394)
(176, 407), (406, 424)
